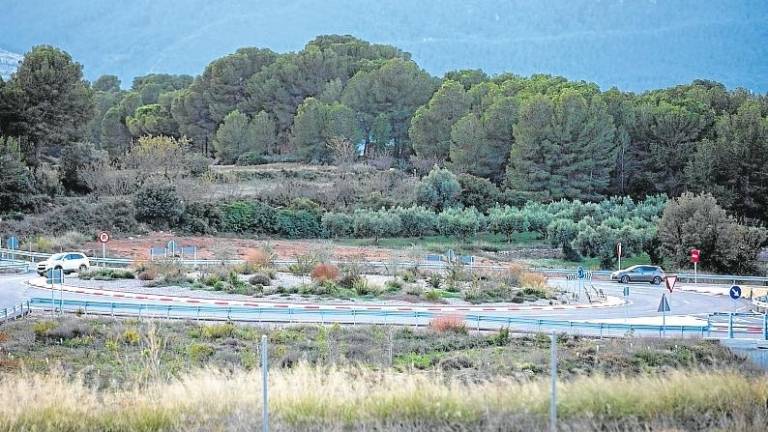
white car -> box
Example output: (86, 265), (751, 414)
(36, 252), (91, 276)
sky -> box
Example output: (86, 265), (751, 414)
(1, 0), (766, 92)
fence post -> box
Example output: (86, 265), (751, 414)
(728, 313), (734, 339)
(763, 314), (767, 341)
(352, 309), (356, 326)
(261, 335), (270, 432)
(706, 315), (711, 338)
(550, 331), (557, 432)
(476, 315), (480, 331)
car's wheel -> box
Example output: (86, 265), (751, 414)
(79, 264), (88, 272)
(620, 275), (630, 284)
(652, 276), (662, 285)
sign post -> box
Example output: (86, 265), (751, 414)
(616, 242), (622, 271)
(99, 231), (110, 266)
(623, 285), (630, 323)
(261, 335), (270, 432)
(690, 249), (700, 284)
(577, 266), (585, 301)
(657, 293), (671, 336)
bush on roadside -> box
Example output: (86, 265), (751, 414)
(429, 315), (467, 334)
(310, 263), (340, 283)
(321, 212), (354, 238)
(276, 209), (322, 238)
(134, 184), (185, 228)
(248, 273), (271, 286)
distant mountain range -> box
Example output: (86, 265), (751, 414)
(1, 0), (766, 92)
(0, 48), (22, 79)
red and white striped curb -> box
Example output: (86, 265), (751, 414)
(27, 278), (625, 313)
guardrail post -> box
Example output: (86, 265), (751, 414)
(84, 302), (88, 318)
(706, 315), (711, 337)
(476, 315), (480, 331)
(196, 307), (201, 322)
(167, 306), (171, 320)
(227, 307), (231, 321)
(138, 304), (143, 321)
(352, 310), (356, 326)
(320, 311), (324, 326)
(763, 314), (767, 341)
(728, 313), (734, 339)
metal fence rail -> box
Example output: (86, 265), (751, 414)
(29, 297), (714, 338)
(0, 302), (31, 325)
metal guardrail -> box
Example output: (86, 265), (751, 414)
(0, 302), (31, 325)
(0, 259), (29, 272)
(29, 297), (711, 338)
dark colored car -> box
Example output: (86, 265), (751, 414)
(611, 265), (665, 285)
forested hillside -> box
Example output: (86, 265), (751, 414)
(1, 36), (767, 272)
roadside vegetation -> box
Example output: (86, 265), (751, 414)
(0, 316), (764, 431)
(2, 38), (767, 274)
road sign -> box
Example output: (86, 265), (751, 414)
(690, 249), (700, 263)
(46, 268), (63, 285)
(616, 242), (622, 257)
(665, 275), (677, 293)
(729, 285), (742, 300)
(7, 236), (18, 250)
(657, 293), (671, 313)
(577, 266), (585, 279)
(98, 231), (110, 243)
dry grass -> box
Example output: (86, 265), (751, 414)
(428, 314), (467, 333)
(0, 367), (764, 431)
(310, 263), (340, 283)
(519, 271), (548, 290)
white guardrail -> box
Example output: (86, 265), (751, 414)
(3, 247), (768, 284)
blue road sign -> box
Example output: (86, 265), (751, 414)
(729, 285), (742, 300)
(657, 293), (671, 313)
(46, 268), (63, 284)
(577, 266), (585, 279)
(7, 236), (19, 250)
(425, 254), (442, 262)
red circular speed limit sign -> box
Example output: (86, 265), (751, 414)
(690, 248), (701, 263)
(98, 231), (111, 244)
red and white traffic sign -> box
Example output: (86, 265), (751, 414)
(665, 275), (677, 293)
(98, 231), (111, 244)
(690, 248), (700, 263)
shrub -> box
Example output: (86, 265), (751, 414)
(429, 315), (467, 334)
(289, 253), (319, 276)
(426, 274), (442, 289)
(200, 323), (236, 340)
(180, 202), (223, 234)
(352, 209), (402, 242)
(519, 272), (548, 291)
(220, 200), (277, 233)
(424, 290), (442, 301)
(241, 248), (274, 273)
(249, 273), (271, 286)
(416, 166), (461, 211)
(384, 279), (403, 292)
(353, 278), (378, 296)
(405, 285), (423, 297)
(188, 342), (215, 362)
(236, 151), (268, 165)
(32, 321), (57, 339)
(437, 207), (482, 240)
(121, 328), (141, 345)
(488, 206), (530, 240)
(276, 209), (322, 238)
(394, 206), (437, 237)
(79, 268), (136, 280)
(134, 183), (184, 228)
(310, 263), (340, 283)
(321, 212), (354, 238)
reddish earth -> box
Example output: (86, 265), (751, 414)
(85, 232), (417, 262)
